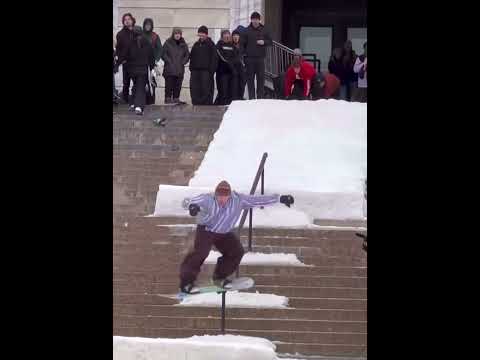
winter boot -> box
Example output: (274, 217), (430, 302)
(134, 107), (143, 115)
(212, 278), (233, 289)
(180, 283), (200, 294)
(165, 97), (173, 104)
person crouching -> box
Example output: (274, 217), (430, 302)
(179, 180), (294, 293)
(285, 49), (317, 100)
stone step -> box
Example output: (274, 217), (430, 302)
(113, 304), (366, 321)
(113, 293), (366, 310)
(113, 315), (366, 333)
(113, 282), (367, 299)
(113, 264), (367, 277)
(113, 273), (367, 288)
(112, 327), (367, 356)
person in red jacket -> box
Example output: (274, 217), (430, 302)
(284, 49), (317, 100)
(314, 72), (341, 99)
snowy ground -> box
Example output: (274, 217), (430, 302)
(176, 290), (289, 308)
(113, 335), (278, 360)
(205, 251), (310, 267)
(153, 100), (367, 223)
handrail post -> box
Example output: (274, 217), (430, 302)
(260, 169), (265, 209)
(220, 291), (226, 334)
(248, 208), (253, 251)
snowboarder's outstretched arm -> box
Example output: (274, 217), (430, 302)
(182, 194), (211, 216)
(239, 193), (279, 209)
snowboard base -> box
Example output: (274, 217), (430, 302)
(177, 277), (254, 300)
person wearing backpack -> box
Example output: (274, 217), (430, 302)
(353, 42), (367, 102)
(142, 18), (163, 63)
(162, 27), (190, 104)
(116, 26), (155, 115)
(215, 30), (239, 105)
(232, 29), (246, 100)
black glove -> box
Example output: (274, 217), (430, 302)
(280, 195), (294, 208)
(188, 204), (200, 216)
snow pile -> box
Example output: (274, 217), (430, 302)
(176, 291), (289, 308)
(113, 334), (277, 360)
(153, 100), (367, 221)
(205, 251), (309, 267)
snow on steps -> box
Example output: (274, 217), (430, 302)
(113, 334), (277, 360)
(205, 251), (311, 267)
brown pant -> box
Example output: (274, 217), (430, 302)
(352, 87), (367, 103)
(179, 225), (245, 288)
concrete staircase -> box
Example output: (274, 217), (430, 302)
(113, 105), (225, 223)
(113, 105), (367, 359)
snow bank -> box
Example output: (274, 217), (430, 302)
(176, 291), (289, 308)
(153, 184), (364, 224)
(205, 251), (309, 267)
(113, 334), (277, 360)
(153, 100), (367, 221)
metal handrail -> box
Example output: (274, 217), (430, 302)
(235, 152), (268, 277)
(265, 41), (295, 78)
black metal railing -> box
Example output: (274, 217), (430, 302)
(235, 152), (268, 277)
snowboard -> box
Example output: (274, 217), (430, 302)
(177, 277), (254, 300)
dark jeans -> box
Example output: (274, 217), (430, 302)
(164, 75), (183, 100)
(245, 57), (265, 99)
(190, 70), (214, 105)
(235, 65), (246, 100)
(216, 72), (238, 105)
(179, 225), (245, 288)
(122, 65), (132, 103)
(130, 73), (147, 109)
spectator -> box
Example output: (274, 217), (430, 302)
(353, 42), (367, 102)
(116, 13), (136, 103)
(242, 12), (272, 99)
(284, 49), (317, 100)
(232, 29), (246, 100)
(162, 27), (190, 104)
(189, 26), (218, 105)
(117, 26), (155, 115)
(142, 18), (163, 63)
(328, 48), (348, 100)
(343, 40), (358, 101)
(113, 32), (119, 104)
(312, 72), (341, 99)
(215, 30), (239, 105)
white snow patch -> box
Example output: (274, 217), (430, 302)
(153, 100), (366, 222)
(176, 290), (289, 308)
(113, 334), (277, 360)
(205, 251), (310, 267)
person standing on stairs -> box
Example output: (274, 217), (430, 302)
(189, 26), (218, 105)
(115, 13), (136, 103)
(179, 180), (295, 294)
(242, 12), (272, 99)
(232, 29), (246, 100)
(162, 27), (190, 104)
(215, 30), (239, 105)
(116, 26), (155, 115)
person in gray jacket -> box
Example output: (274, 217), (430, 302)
(242, 12), (272, 99)
(161, 27), (190, 104)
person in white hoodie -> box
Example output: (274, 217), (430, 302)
(353, 42), (367, 102)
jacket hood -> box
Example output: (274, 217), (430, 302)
(143, 18), (154, 32)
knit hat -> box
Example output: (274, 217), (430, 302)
(215, 181), (232, 196)
(172, 27), (182, 35)
(197, 25), (208, 35)
(250, 11), (261, 20)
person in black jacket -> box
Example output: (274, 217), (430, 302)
(162, 27), (190, 104)
(189, 26), (218, 105)
(117, 26), (155, 115)
(328, 48), (348, 100)
(115, 13), (136, 103)
(232, 29), (246, 100)
(242, 12), (272, 99)
(215, 30), (239, 105)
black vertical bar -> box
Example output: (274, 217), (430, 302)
(260, 169), (265, 209)
(221, 291), (226, 334)
(248, 208), (253, 251)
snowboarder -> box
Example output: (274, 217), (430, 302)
(162, 27), (190, 104)
(179, 180), (294, 294)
